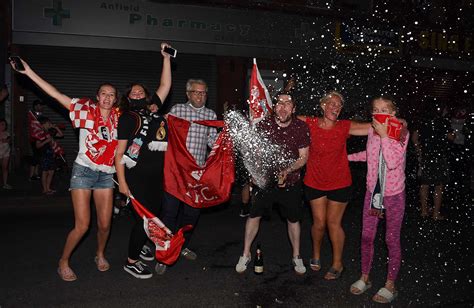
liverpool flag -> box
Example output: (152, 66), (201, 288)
(163, 115), (235, 208)
(248, 58), (272, 124)
(128, 194), (192, 265)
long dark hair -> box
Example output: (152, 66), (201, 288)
(0, 118), (7, 131)
(119, 83), (152, 112)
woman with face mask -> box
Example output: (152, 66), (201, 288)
(115, 42), (172, 279)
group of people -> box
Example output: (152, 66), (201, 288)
(9, 43), (216, 283)
(28, 100), (65, 194)
(234, 91), (408, 304)
(10, 48), (411, 304)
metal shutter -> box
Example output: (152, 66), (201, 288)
(18, 45), (217, 166)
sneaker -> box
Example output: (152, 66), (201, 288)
(292, 256), (306, 275)
(29, 175), (40, 181)
(2, 184), (12, 190)
(123, 261), (153, 279)
(239, 204), (250, 217)
(180, 248), (197, 260)
(140, 245), (155, 261)
(235, 255), (251, 273)
(155, 263), (167, 275)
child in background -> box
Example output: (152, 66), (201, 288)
(348, 96), (409, 304)
(0, 119), (12, 189)
(36, 116), (63, 194)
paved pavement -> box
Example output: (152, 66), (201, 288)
(0, 167), (472, 307)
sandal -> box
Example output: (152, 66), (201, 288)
(57, 266), (77, 282)
(373, 287), (398, 303)
(324, 267), (343, 280)
(309, 259), (321, 271)
(94, 256), (110, 272)
(350, 279), (372, 295)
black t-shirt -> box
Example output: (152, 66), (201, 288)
(118, 97), (168, 178)
(418, 117), (452, 158)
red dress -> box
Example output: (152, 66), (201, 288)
(304, 118), (352, 190)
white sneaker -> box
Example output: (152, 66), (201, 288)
(180, 248), (197, 260)
(235, 255), (251, 273)
(292, 256), (306, 275)
(140, 245), (155, 261)
(2, 184), (12, 190)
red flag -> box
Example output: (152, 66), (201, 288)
(248, 58), (272, 124)
(128, 195), (192, 265)
(163, 115), (235, 208)
(28, 111), (64, 156)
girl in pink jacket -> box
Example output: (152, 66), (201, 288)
(348, 97), (409, 304)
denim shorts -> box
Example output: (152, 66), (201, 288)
(69, 162), (114, 190)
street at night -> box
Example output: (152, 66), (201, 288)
(0, 170), (472, 307)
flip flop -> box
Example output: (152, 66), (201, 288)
(309, 259), (321, 271)
(373, 287), (398, 303)
(57, 266), (77, 282)
(94, 256), (110, 272)
(324, 267), (343, 280)
(350, 279), (372, 295)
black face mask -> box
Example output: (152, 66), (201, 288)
(128, 97), (147, 110)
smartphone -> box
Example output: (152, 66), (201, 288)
(9, 56), (25, 71)
(163, 46), (177, 58)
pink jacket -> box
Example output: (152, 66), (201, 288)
(348, 127), (409, 196)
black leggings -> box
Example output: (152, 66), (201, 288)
(126, 172), (163, 261)
(160, 192), (200, 248)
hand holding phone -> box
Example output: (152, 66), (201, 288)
(9, 56), (25, 71)
(163, 46), (177, 58)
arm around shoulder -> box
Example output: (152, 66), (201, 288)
(349, 121), (370, 136)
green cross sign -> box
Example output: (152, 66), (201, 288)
(44, 0), (70, 26)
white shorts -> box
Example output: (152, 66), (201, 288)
(0, 144), (10, 159)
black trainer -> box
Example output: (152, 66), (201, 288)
(239, 204), (250, 218)
(140, 245), (154, 261)
(123, 261), (153, 279)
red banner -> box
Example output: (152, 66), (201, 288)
(28, 111), (64, 156)
(248, 58), (272, 124)
(163, 115), (235, 208)
(129, 195), (192, 265)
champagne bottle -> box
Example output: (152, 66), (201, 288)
(254, 244), (264, 275)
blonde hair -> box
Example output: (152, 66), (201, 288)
(320, 91), (344, 106)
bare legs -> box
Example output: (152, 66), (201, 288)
(419, 185), (429, 216)
(93, 189), (113, 258)
(287, 220), (301, 257)
(419, 184), (444, 219)
(41, 170), (55, 193)
(309, 197), (347, 279)
(241, 216), (301, 258)
(242, 216), (261, 257)
(58, 188), (113, 274)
